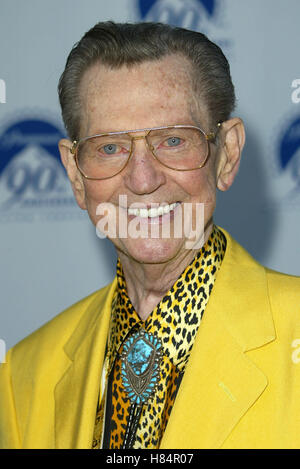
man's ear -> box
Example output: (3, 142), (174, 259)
(216, 117), (245, 192)
(58, 138), (87, 209)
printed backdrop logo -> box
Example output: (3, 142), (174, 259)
(279, 116), (300, 193)
(136, 0), (231, 58)
(138, 0), (216, 29)
(271, 114), (300, 208)
(0, 115), (80, 222)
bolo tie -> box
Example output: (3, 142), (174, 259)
(120, 328), (163, 449)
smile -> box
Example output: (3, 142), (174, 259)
(127, 202), (180, 218)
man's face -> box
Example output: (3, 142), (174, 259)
(62, 55), (229, 264)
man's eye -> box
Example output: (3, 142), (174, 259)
(101, 143), (119, 155)
(165, 137), (182, 147)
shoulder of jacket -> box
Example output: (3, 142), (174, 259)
(266, 267), (300, 292)
(265, 268), (300, 333)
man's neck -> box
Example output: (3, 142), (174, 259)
(117, 222), (214, 321)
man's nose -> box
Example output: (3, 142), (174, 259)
(123, 137), (166, 194)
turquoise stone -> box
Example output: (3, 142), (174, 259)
(127, 338), (153, 375)
(121, 330), (162, 406)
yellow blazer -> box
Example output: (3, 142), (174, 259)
(1, 226), (300, 449)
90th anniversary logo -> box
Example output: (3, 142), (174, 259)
(0, 114), (81, 223)
(137, 0), (217, 29)
(275, 114), (300, 205)
(136, 0), (231, 55)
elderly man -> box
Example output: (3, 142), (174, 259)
(1, 21), (300, 450)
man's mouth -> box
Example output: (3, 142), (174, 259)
(127, 202), (181, 218)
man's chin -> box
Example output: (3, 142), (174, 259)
(114, 237), (189, 265)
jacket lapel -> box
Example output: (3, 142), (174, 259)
(54, 279), (117, 449)
(160, 227), (276, 449)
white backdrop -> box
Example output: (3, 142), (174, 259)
(0, 0), (300, 352)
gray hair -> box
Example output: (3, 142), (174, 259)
(58, 21), (235, 141)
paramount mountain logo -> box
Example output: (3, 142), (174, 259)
(136, 0), (231, 57)
(267, 113), (300, 209)
(278, 115), (300, 200)
(0, 115), (81, 222)
(137, 0), (217, 29)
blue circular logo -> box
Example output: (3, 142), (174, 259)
(268, 114), (300, 208)
(0, 117), (77, 218)
(137, 0), (217, 29)
(279, 115), (300, 187)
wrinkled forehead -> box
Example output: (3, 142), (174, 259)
(78, 55), (208, 136)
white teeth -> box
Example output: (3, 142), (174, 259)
(139, 208), (148, 218)
(128, 203), (178, 218)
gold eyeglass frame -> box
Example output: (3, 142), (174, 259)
(70, 123), (222, 181)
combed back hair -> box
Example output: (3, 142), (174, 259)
(58, 21), (236, 141)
